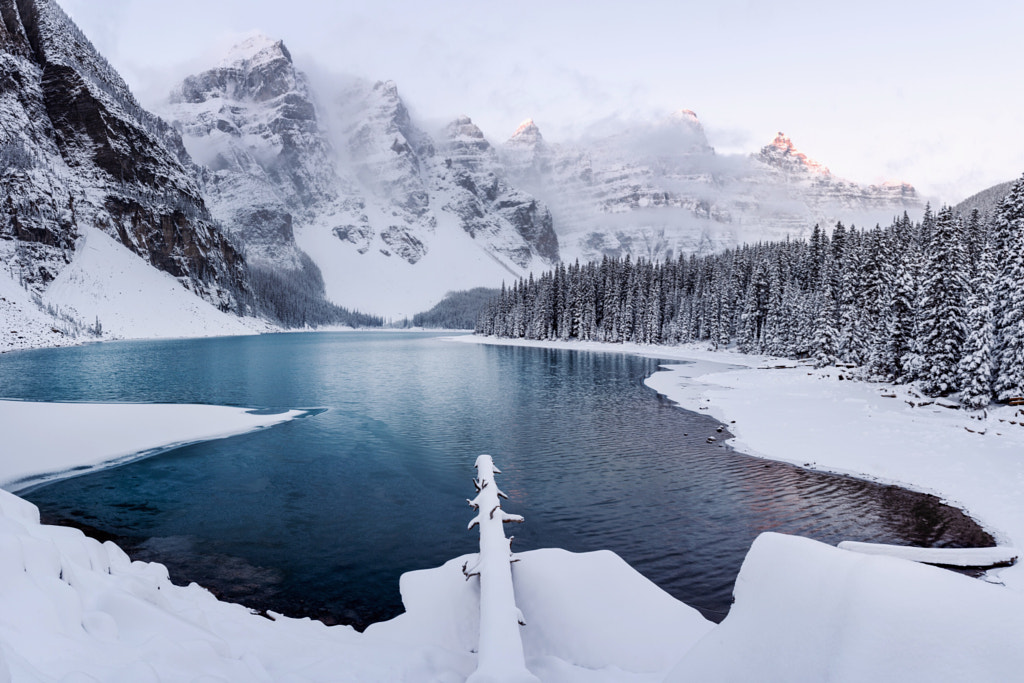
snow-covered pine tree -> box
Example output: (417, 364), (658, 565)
(959, 238), (997, 409)
(992, 175), (1024, 401)
(812, 257), (840, 366)
(919, 207), (969, 395)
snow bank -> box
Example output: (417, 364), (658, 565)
(0, 400), (305, 491)
(668, 532), (1024, 682)
(0, 486), (446, 682)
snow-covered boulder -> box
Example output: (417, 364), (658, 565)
(667, 532), (1024, 682)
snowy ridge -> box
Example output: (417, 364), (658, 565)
(165, 32), (334, 272)
(501, 119), (921, 262)
(217, 33), (285, 69)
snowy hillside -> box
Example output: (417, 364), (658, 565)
(953, 178), (1016, 218)
(40, 227), (267, 340)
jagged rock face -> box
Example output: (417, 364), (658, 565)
(318, 80), (558, 269)
(501, 112), (733, 261)
(502, 117), (921, 262)
(0, 0), (247, 311)
(329, 79), (435, 264)
(165, 48), (559, 305)
(758, 132), (831, 177)
(165, 35), (335, 270)
(438, 115), (559, 266)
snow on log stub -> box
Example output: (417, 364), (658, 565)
(465, 454), (539, 683)
(838, 541), (1018, 568)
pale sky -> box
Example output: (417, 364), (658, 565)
(60, 0), (1024, 203)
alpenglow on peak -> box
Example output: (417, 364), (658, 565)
(508, 118), (543, 147)
(760, 132), (831, 177)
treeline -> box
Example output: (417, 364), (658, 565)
(411, 288), (501, 329)
(477, 176), (1024, 407)
(249, 254), (383, 328)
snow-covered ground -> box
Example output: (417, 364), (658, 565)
(41, 227), (271, 341)
(0, 262), (82, 354)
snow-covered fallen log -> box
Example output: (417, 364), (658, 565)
(464, 455), (539, 683)
(838, 540), (1018, 568)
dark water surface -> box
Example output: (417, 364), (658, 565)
(0, 332), (992, 627)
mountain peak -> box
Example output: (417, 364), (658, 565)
(220, 33), (291, 68)
(760, 132), (830, 177)
(671, 109), (700, 125)
(507, 118), (543, 147)
(446, 115), (487, 142)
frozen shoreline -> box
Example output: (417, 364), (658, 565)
(0, 336), (1021, 679)
(0, 400), (309, 492)
(451, 335), (1024, 592)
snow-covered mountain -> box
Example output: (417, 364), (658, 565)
(163, 46), (560, 318)
(166, 35), (335, 273)
(1, 9), (925, 335)
(0, 0), (249, 318)
(501, 118), (922, 262)
(756, 132), (918, 212)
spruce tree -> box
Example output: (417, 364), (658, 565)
(919, 207), (968, 395)
(959, 241), (996, 409)
(992, 176), (1024, 401)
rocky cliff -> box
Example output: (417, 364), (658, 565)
(0, 0), (248, 312)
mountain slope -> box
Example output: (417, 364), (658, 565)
(0, 0), (249, 317)
(953, 178), (1017, 218)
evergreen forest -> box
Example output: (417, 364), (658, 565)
(477, 176), (1024, 407)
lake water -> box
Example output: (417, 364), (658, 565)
(1, 332), (992, 628)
